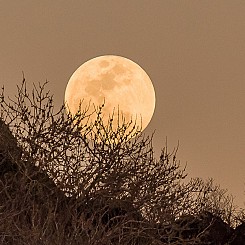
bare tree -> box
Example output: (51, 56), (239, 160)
(0, 78), (243, 244)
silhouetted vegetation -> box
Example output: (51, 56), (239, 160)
(0, 79), (245, 244)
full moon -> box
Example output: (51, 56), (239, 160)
(65, 55), (155, 133)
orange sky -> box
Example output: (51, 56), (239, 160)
(0, 1), (245, 207)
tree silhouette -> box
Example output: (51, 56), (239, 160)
(0, 79), (244, 244)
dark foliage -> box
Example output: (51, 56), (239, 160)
(0, 79), (244, 244)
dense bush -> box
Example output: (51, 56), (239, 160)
(0, 79), (244, 244)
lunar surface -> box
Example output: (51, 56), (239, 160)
(65, 55), (155, 133)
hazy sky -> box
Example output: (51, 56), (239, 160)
(1, 1), (245, 207)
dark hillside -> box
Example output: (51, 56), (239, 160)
(1, 119), (245, 244)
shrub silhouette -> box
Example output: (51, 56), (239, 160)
(0, 79), (244, 244)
